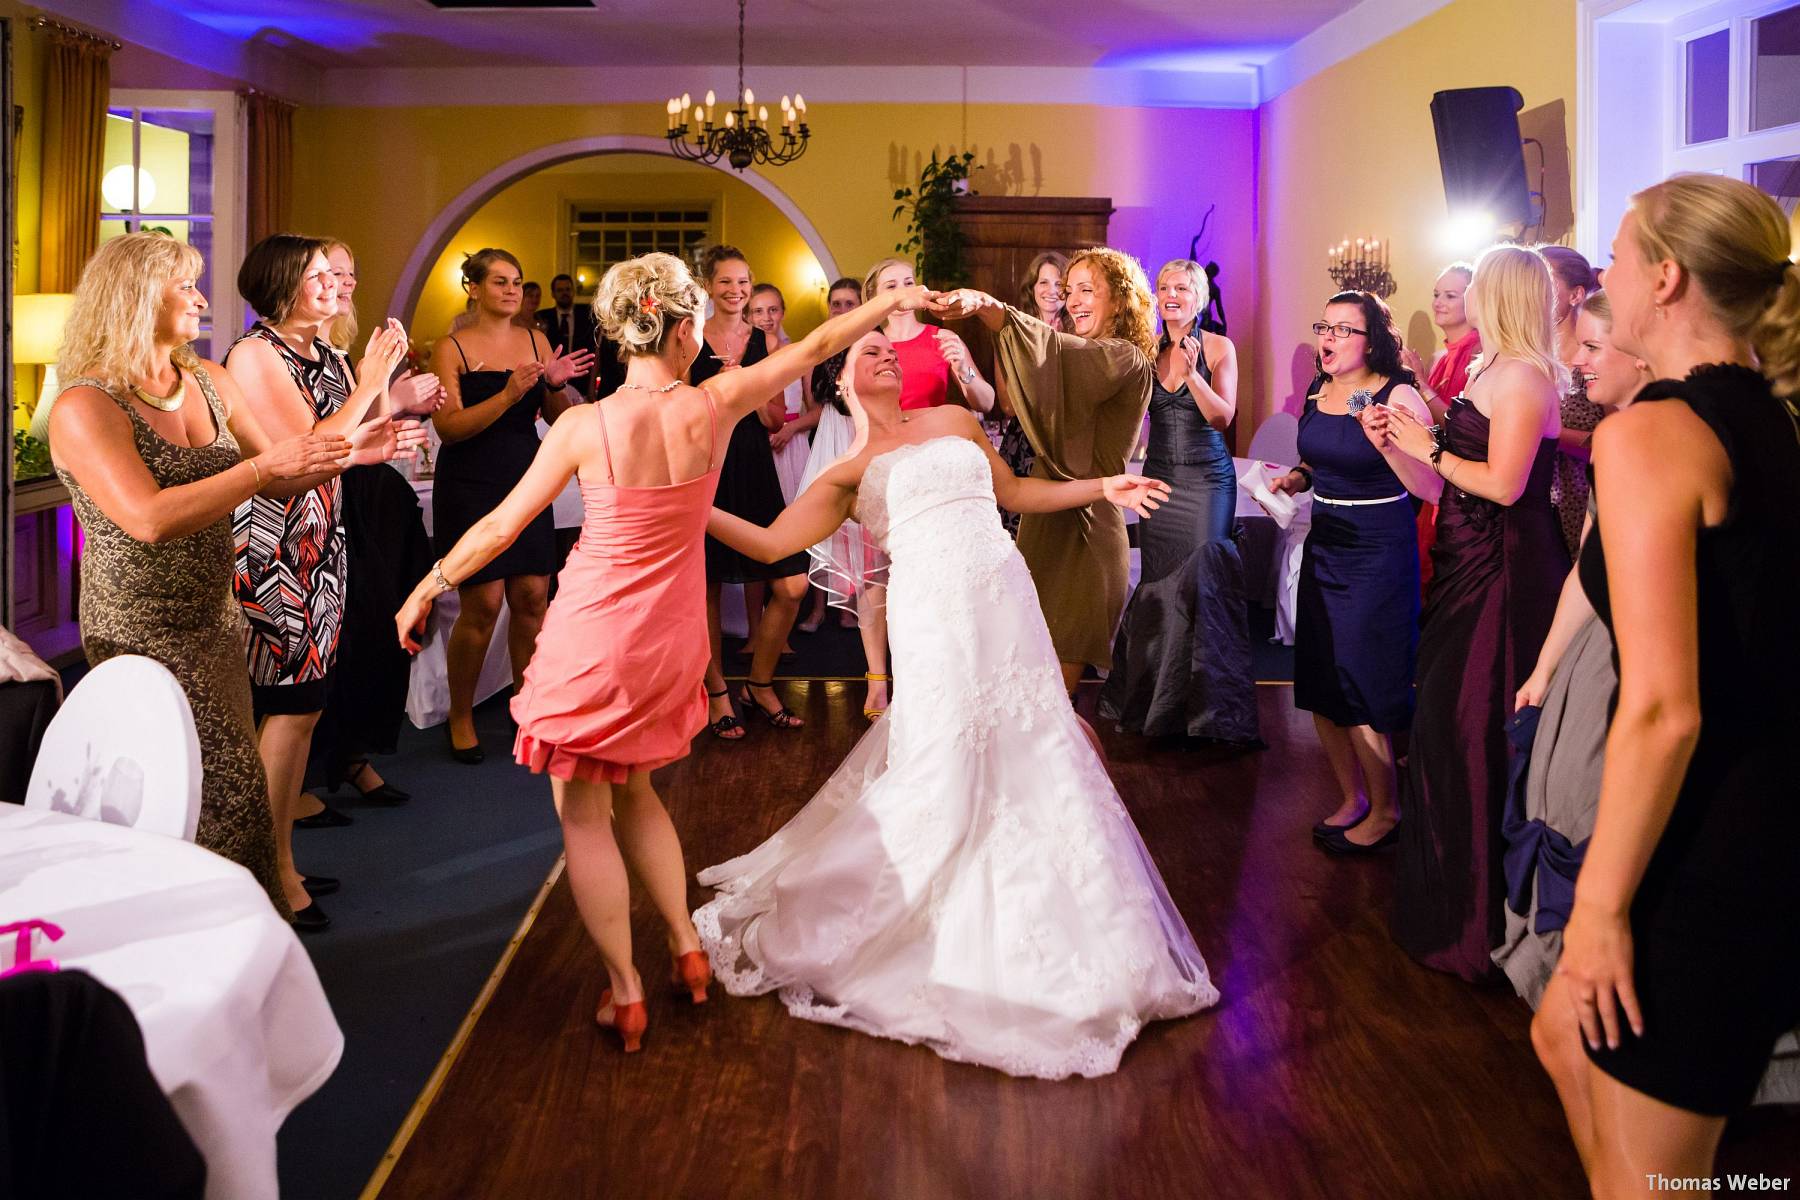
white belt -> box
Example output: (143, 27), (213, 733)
(1314, 492), (1408, 507)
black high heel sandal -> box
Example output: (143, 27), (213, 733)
(735, 680), (804, 729)
(706, 688), (745, 740)
(335, 760), (411, 805)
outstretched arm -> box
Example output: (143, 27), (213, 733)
(397, 408), (589, 650)
(943, 407), (1169, 516)
(703, 287), (933, 425)
(706, 471), (859, 564)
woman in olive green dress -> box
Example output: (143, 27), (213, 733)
(933, 248), (1157, 693)
(47, 232), (417, 917)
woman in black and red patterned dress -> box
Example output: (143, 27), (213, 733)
(226, 233), (412, 929)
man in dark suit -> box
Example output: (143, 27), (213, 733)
(536, 273), (596, 398)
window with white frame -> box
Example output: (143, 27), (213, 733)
(101, 92), (243, 357)
(1581, 0), (1800, 248)
(567, 204), (712, 295)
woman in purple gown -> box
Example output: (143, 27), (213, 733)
(1369, 244), (1569, 982)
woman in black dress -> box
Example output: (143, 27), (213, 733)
(429, 248), (592, 762)
(1529, 174), (1800, 1193)
(1099, 259), (1257, 743)
(693, 245), (810, 736)
(1269, 292), (1437, 853)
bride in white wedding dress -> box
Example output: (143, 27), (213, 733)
(696, 329), (1218, 1079)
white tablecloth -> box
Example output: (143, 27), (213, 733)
(404, 475), (585, 728)
(0, 806), (341, 1200)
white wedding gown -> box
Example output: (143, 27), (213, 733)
(694, 436), (1218, 1079)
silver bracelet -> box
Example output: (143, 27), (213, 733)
(432, 558), (454, 593)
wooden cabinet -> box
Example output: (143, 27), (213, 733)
(12, 477), (83, 666)
(947, 195), (1113, 381)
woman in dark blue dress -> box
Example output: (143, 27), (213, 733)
(1100, 259), (1257, 744)
(1271, 291), (1437, 853)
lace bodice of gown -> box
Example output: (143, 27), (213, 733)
(853, 435), (1000, 552)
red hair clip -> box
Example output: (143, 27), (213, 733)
(639, 295), (659, 313)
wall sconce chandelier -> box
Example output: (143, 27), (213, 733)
(666, 0), (810, 171)
(1327, 237), (1395, 299)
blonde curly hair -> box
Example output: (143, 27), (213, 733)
(1067, 247), (1156, 359)
(58, 231), (205, 394)
(592, 252), (707, 357)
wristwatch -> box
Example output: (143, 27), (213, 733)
(960, 366), (977, 385)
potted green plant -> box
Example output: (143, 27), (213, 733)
(892, 149), (978, 289)
(12, 427), (52, 483)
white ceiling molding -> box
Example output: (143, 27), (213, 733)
(317, 64), (1262, 110)
(1258, 0), (1459, 101)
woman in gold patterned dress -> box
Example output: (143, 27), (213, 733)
(46, 232), (407, 917)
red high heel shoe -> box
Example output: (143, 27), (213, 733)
(596, 988), (648, 1053)
(671, 950), (712, 1004)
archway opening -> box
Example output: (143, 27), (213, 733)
(392, 138), (838, 341)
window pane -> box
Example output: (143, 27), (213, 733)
(1748, 155), (1800, 217)
(101, 112), (137, 213)
(140, 110), (214, 215)
(1686, 29), (1731, 144)
(1752, 5), (1800, 132)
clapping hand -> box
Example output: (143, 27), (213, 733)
(363, 319), (409, 380)
(253, 431), (353, 483)
(389, 370), (445, 416)
(1355, 402), (1393, 453)
(502, 359), (548, 403)
(543, 344), (596, 388)
(1399, 346), (1428, 385)
(347, 414), (428, 466)
(1178, 335), (1202, 374)
(1102, 473), (1172, 517)
(1381, 402), (1437, 463)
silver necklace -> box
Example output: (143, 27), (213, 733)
(616, 380), (682, 394)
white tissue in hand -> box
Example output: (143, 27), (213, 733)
(1239, 461), (1298, 529)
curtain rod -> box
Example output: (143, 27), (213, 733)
(29, 14), (122, 50)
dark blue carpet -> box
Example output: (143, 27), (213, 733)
(276, 694), (559, 1200)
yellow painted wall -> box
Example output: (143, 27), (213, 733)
(293, 100), (1258, 402)
(1253, 0), (1579, 428)
(412, 155), (825, 343)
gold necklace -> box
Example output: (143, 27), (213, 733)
(133, 371), (186, 413)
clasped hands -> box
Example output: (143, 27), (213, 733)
(1355, 400), (1436, 463)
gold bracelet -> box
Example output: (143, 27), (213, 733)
(247, 458), (262, 489)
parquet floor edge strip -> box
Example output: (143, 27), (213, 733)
(357, 854), (568, 1200)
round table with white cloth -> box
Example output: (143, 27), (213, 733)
(0, 805), (342, 1200)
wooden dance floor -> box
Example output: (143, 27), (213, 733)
(372, 684), (1800, 1199)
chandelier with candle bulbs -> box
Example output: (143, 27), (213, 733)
(665, 0), (810, 171)
(1327, 237), (1396, 298)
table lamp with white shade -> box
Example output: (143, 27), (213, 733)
(16, 293), (75, 442)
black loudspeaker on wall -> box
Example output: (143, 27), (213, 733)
(1430, 87), (1532, 228)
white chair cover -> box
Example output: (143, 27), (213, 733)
(24, 655), (202, 842)
(1245, 411), (1300, 470)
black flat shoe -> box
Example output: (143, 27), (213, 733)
(292, 900), (331, 932)
(1319, 822), (1400, 855)
(337, 763), (411, 805)
(301, 875), (340, 898)
(445, 727), (485, 765)
(295, 805), (353, 830)
(1312, 808), (1369, 840)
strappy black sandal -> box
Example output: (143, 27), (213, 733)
(735, 680), (804, 729)
(706, 687), (745, 740)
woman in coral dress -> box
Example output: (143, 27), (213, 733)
(397, 253), (935, 1052)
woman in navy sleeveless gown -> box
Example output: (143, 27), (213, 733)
(1272, 292), (1436, 855)
(1374, 246), (1569, 982)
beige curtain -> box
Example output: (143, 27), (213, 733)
(244, 92), (295, 249)
(39, 33), (113, 292)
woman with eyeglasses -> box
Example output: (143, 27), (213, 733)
(1268, 292), (1435, 854)
(1097, 259), (1258, 745)
(1367, 244), (1569, 982)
